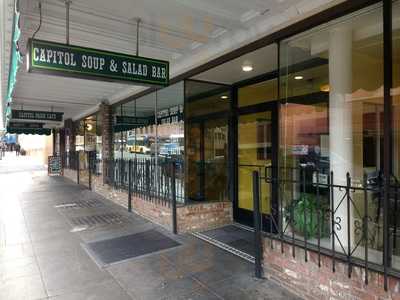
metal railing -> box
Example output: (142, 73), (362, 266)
(103, 157), (185, 206)
(253, 166), (400, 290)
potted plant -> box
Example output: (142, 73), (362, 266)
(285, 193), (330, 240)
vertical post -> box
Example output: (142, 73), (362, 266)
(383, 0), (393, 291)
(146, 159), (150, 201)
(128, 159), (132, 212)
(302, 166), (308, 262)
(346, 173), (352, 278)
(76, 151), (80, 184)
(330, 171), (336, 272)
(171, 161), (177, 234)
(88, 152), (92, 190)
(253, 170), (263, 278)
(65, 0), (70, 45)
(52, 128), (56, 156)
(363, 173), (369, 285)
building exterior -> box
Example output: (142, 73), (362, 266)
(3, 0), (400, 299)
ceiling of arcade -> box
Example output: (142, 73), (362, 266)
(1, 0), (344, 127)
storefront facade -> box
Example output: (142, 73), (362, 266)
(61, 0), (400, 298)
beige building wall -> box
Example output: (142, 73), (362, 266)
(18, 134), (53, 165)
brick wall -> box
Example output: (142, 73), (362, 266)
(91, 175), (129, 209)
(263, 238), (400, 300)
(177, 202), (232, 232)
(73, 173), (233, 233)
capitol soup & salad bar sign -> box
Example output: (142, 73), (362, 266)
(27, 39), (169, 86)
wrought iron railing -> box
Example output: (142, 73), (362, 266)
(252, 166), (400, 290)
(103, 157), (185, 206)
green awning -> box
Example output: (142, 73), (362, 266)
(4, 3), (22, 123)
(6, 127), (51, 135)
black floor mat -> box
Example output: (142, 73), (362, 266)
(86, 229), (180, 265)
(200, 225), (255, 257)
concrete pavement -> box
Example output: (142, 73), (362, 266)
(0, 153), (301, 300)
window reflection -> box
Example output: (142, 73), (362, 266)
(280, 4), (384, 264)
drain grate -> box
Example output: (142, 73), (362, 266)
(192, 225), (255, 264)
(85, 230), (180, 266)
(69, 212), (128, 229)
(55, 199), (104, 209)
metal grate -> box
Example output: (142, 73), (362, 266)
(85, 230), (180, 266)
(192, 225), (255, 264)
(55, 199), (104, 209)
(69, 212), (128, 228)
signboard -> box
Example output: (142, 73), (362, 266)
(48, 156), (62, 176)
(157, 105), (184, 124)
(12, 109), (63, 122)
(313, 172), (328, 186)
(114, 116), (152, 132)
(8, 122), (44, 129)
(27, 39), (169, 86)
(291, 145), (309, 156)
(115, 116), (150, 126)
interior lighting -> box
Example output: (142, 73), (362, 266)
(242, 61), (253, 72)
(294, 75), (303, 80)
(221, 95), (229, 100)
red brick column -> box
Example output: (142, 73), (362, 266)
(59, 128), (66, 167)
(64, 118), (75, 151)
(99, 103), (113, 183)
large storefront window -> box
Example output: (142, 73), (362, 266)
(185, 80), (230, 203)
(114, 83), (185, 202)
(280, 4), (384, 263)
(392, 0), (400, 266)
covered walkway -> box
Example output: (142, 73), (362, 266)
(0, 154), (300, 300)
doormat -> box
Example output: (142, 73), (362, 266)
(84, 229), (180, 266)
(192, 224), (255, 263)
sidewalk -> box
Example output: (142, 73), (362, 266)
(0, 155), (301, 300)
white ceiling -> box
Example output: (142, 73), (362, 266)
(1, 0), (344, 129)
(192, 44), (278, 84)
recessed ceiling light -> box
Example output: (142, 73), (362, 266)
(294, 75), (303, 80)
(221, 95), (229, 100)
(242, 61), (253, 72)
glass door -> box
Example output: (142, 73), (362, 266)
(236, 107), (277, 230)
(186, 117), (229, 202)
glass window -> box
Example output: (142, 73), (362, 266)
(185, 80), (230, 203)
(392, 0), (400, 269)
(185, 80), (230, 118)
(280, 4), (384, 264)
(238, 79), (277, 107)
(75, 120), (84, 151)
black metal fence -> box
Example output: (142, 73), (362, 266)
(253, 166), (400, 290)
(103, 156), (185, 206)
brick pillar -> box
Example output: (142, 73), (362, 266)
(64, 118), (75, 151)
(100, 103), (113, 183)
(59, 128), (66, 166)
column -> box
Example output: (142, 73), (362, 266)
(59, 128), (66, 167)
(100, 102), (113, 184)
(329, 25), (353, 249)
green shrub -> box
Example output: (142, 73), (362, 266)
(286, 193), (330, 240)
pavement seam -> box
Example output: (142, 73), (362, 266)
(19, 189), (50, 299)
(161, 250), (226, 300)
